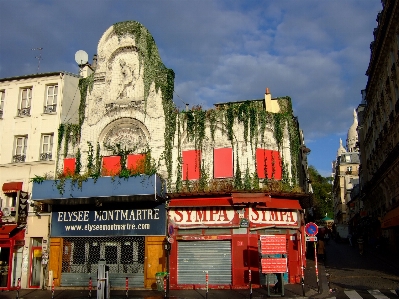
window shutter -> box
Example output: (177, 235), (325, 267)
(256, 149), (282, 180)
(182, 150), (201, 180)
(63, 158), (76, 176)
(213, 148), (233, 178)
(102, 156), (121, 176)
(127, 154), (146, 174)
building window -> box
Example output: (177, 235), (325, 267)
(345, 155), (351, 163)
(213, 148), (233, 178)
(13, 136), (28, 163)
(346, 166), (352, 174)
(44, 85), (58, 113)
(18, 87), (32, 116)
(40, 134), (53, 160)
(0, 90), (5, 118)
(182, 150), (201, 180)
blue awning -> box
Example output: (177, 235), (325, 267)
(31, 174), (166, 205)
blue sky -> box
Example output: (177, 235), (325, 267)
(0, 1), (381, 177)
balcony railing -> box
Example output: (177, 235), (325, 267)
(13, 155), (26, 163)
(44, 104), (57, 114)
(17, 107), (31, 116)
(40, 152), (52, 161)
(0, 109), (3, 118)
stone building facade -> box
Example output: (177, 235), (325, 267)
(357, 0), (399, 254)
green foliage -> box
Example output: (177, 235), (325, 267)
(308, 165), (333, 220)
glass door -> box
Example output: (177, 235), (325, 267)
(29, 238), (42, 288)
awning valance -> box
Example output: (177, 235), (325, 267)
(168, 197), (232, 207)
(0, 225), (18, 239)
(2, 182), (23, 194)
(381, 206), (399, 229)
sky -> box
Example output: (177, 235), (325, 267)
(0, 1), (382, 177)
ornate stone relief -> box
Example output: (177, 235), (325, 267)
(103, 122), (148, 153)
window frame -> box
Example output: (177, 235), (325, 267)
(13, 135), (28, 163)
(40, 133), (53, 160)
(18, 87), (32, 116)
(44, 84), (58, 113)
(0, 90), (5, 118)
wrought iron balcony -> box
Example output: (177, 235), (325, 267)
(17, 107), (31, 116)
(40, 152), (52, 161)
(0, 109), (3, 118)
(44, 104), (57, 114)
(13, 155), (26, 163)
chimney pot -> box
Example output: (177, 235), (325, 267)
(265, 87), (270, 94)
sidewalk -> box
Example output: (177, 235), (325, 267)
(0, 258), (329, 299)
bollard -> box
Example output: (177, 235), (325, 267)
(163, 274), (167, 298)
(16, 278), (21, 299)
(249, 269), (252, 299)
(205, 271), (209, 299)
(88, 277), (92, 298)
(125, 277), (128, 298)
(51, 278), (55, 299)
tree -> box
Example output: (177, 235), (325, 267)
(308, 166), (333, 221)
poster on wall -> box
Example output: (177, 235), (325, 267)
(51, 203), (166, 237)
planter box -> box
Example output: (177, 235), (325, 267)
(32, 174), (165, 202)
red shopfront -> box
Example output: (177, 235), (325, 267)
(166, 194), (306, 290)
(0, 225), (25, 290)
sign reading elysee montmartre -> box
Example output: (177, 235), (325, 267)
(51, 204), (166, 237)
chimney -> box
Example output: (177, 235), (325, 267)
(265, 87), (270, 95)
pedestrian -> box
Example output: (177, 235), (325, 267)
(317, 238), (326, 261)
(357, 235), (364, 255)
(324, 232), (330, 244)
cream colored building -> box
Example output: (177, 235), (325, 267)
(0, 72), (81, 289)
(332, 111), (360, 224)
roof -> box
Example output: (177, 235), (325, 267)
(0, 71), (80, 82)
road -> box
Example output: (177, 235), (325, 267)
(322, 237), (399, 298)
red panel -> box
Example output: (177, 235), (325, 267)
(127, 154), (146, 174)
(2, 182), (23, 193)
(261, 258), (287, 273)
(256, 149), (282, 180)
(255, 199), (302, 210)
(182, 150), (201, 180)
(213, 148), (233, 178)
(102, 156), (121, 176)
(63, 158), (76, 176)
(260, 235), (287, 254)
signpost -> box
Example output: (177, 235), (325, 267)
(305, 222), (320, 293)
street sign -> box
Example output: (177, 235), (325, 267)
(305, 236), (317, 242)
(305, 222), (318, 237)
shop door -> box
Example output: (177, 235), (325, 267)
(29, 238), (42, 288)
(177, 240), (231, 285)
(0, 246), (10, 288)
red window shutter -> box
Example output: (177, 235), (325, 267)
(127, 154), (146, 174)
(256, 149), (282, 180)
(214, 148), (233, 178)
(182, 150), (201, 180)
(102, 156), (121, 176)
(63, 158), (76, 176)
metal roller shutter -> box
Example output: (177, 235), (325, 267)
(177, 240), (231, 285)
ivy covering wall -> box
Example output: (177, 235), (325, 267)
(53, 21), (304, 195)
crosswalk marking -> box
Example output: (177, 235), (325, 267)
(368, 289), (390, 299)
(345, 290), (363, 299)
(340, 289), (397, 298)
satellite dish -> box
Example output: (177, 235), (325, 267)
(75, 50), (88, 66)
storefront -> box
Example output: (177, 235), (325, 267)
(0, 225), (25, 290)
(166, 193), (306, 290)
(48, 202), (166, 289)
(32, 174), (168, 289)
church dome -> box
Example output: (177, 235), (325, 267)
(346, 109), (358, 152)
